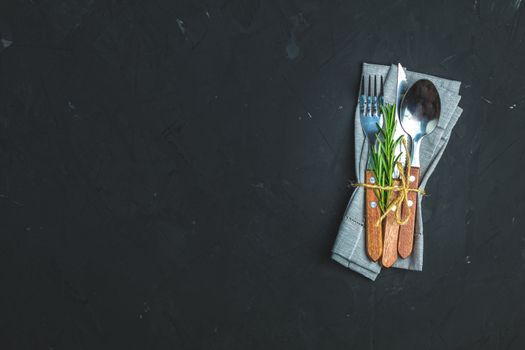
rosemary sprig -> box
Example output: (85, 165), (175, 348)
(370, 103), (403, 213)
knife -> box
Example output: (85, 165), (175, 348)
(394, 63), (409, 168)
(381, 63), (409, 268)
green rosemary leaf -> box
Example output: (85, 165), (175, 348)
(378, 127), (387, 140)
(368, 103), (403, 215)
(394, 153), (402, 165)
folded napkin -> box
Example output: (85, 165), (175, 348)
(332, 63), (463, 280)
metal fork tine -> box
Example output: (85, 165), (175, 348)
(371, 75), (378, 116)
(380, 76), (384, 97)
(379, 76), (384, 109)
(359, 76), (366, 115)
(367, 75), (372, 116)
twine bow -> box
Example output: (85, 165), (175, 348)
(353, 137), (426, 226)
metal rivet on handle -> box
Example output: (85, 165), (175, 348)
(407, 200), (413, 207)
(370, 201), (377, 208)
(409, 175), (416, 182)
(370, 177), (375, 184)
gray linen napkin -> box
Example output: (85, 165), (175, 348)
(332, 63), (463, 280)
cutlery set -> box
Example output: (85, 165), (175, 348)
(359, 64), (441, 266)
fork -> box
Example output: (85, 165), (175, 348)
(359, 75), (384, 261)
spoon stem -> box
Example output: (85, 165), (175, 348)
(410, 138), (422, 168)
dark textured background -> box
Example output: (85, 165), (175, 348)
(1, 0), (525, 349)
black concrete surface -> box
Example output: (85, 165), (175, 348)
(1, 0), (525, 349)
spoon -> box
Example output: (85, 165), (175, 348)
(397, 79), (441, 258)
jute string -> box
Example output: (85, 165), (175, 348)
(353, 137), (426, 226)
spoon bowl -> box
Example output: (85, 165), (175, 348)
(399, 79), (441, 166)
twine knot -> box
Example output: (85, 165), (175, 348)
(353, 137), (425, 226)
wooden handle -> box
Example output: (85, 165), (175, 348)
(365, 170), (382, 261)
(398, 167), (420, 259)
(381, 179), (401, 268)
